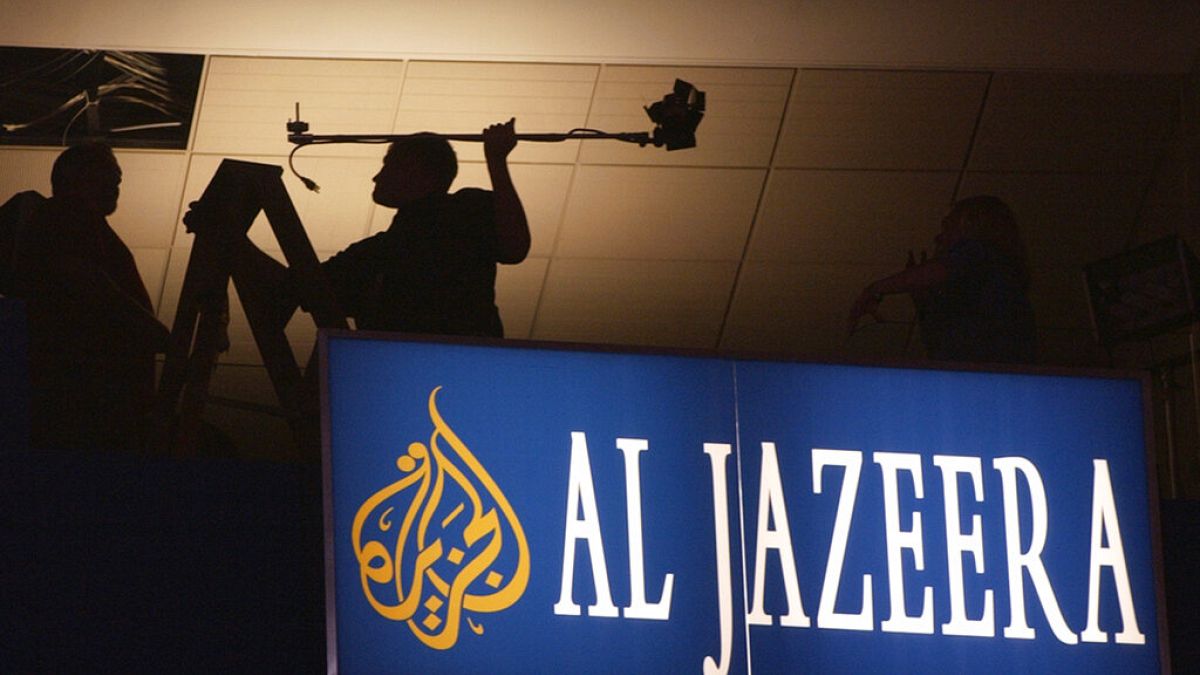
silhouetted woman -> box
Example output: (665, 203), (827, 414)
(849, 195), (1036, 364)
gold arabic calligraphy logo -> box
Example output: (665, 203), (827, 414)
(351, 386), (530, 650)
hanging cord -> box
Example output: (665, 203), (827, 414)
(287, 143), (320, 193)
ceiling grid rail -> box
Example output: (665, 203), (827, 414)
(950, 71), (993, 205)
(523, 61), (605, 339)
(714, 67), (800, 351)
(157, 54), (217, 317)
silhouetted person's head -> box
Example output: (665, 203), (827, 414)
(937, 194), (1028, 284)
(51, 142), (122, 217)
(372, 135), (457, 208)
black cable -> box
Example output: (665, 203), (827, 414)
(288, 144), (320, 192)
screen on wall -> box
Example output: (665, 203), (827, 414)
(320, 332), (1165, 674)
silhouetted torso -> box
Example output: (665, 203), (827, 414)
(850, 195), (1035, 365)
(917, 238), (1036, 364)
(12, 196), (157, 450)
(322, 189), (503, 337)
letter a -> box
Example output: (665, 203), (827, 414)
(554, 432), (619, 617)
(1080, 460), (1145, 645)
(747, 442), (811, 627)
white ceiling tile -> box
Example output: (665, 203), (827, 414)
(0, 148), (185, 250)
(403, 61), (599, 87)
(158, 244), (255, 341)
(365, 162), (572, 258)
(721, 261), (917, 357)
(156, 246), (192, 329)
(496, 256), (548, 340)
(158, 242), (313, 368)
(203, 55), (405, 79)
(208, 281), (314, 368)
(207, 362), (282, 406)
(273, 156), (380, 253)
(970, 72), (1180, 173)
(396, 117), (585, 165)
(223, 286), (255, 346)
(283, 311), (318, 365)
(130, 246), (169, 314)
(208, 339), (260, 366)
(0, 148), (55, 199)
(556, 166), (765, 261)
(194, 56), (407, 158)
(108, 150), (188, 249)
(775, 69), (988, 170)
(173, 154), (263, 249)
(454, 162), (573, 258)
(175, 153), (376, 255)
(747, 169), (958, 264)
(532, 258), (737, 349)
(500, 164), (573, 259)
(958, 172), (1145, 268)
(579, 65), (792, 167)
(396, 61), (599, 164)
(1028, 266), (1094, 331)
(366, 197), (393, 236)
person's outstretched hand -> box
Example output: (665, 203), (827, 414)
(483, 118), (517, 162)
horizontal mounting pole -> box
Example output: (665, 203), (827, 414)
(287, 130), (654, 146)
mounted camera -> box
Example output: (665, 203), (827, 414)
(646, 79), (706, 151)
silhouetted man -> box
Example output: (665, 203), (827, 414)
(322, 119), (529, 336)
(203, 118), (530, 338)
(10, 142), (169, 451)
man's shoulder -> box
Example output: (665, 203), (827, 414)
(0, 190), (47, 242)
(440, 188), (495, 226)
(447, 187), (493, 208)
(450, 187), (492, 198)
(0, 191), (48, 293)
(328, 229), (395, 261)
(31, 196), (92, 231)
(14, 196), (83, 249)
(1, 190), (46, 215)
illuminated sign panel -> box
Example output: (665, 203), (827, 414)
(322, 334), (1164, 674)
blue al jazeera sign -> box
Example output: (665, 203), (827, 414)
(321, 333), (1167, 674)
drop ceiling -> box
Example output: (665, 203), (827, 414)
(1, 55), (1191, 369)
